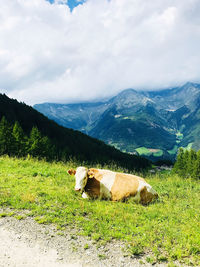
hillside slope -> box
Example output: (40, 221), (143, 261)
(0, 94), (149, 170)
(34, 82), (200, 160)
(0, 157), (200, 265)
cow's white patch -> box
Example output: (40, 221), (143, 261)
(146, 186), (157, 195)
(75, 167), (88, 192)
(82, 192), (89, 199)
(99, 169), (116, 199)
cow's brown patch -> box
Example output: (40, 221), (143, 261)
(111, 173), (139, 201)
(140, 186), (158, 205)
(87, 168), (103, 181)
(84, 169), (103, 198)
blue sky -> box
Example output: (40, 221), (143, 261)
(47, 0), (85, 10)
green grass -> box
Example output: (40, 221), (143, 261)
(136, 147), (163, 157)
(135, 147), (151, 156)
(0, 156), (200, 265)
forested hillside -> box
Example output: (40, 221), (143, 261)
(0, 94), (150, 171)
(0, 117), (55, 160)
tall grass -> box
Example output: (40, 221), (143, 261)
(0, 156), (199, 265)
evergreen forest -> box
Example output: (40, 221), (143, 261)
(173, 148), (200, 179)
(0, 116), (55, 160)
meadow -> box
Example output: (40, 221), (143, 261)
(0, 156), (199, 266)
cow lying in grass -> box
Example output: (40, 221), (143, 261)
(68, 167), (158, 204)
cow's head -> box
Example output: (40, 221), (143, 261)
(68, 167), (91, 192)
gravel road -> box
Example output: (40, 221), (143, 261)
(0, 209), (168, 267)
(0, 227), (79, 267)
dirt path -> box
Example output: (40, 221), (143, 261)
(0, 217), (82, 267)
(0, 227), (79, 267)
(0, 210), (167, 267)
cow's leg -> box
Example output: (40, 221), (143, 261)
(82, 192), (89, 199)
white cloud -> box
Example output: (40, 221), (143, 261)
(55, 0), (68, 4)
(0, 0), (200, 105)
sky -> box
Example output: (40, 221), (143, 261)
(1, 0), (200, 105)
(47, 0), (85, 11)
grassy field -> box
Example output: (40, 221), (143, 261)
(135, 147), (152, 156)
(0, 156), (200, 265)
(135, 147), (163, 158)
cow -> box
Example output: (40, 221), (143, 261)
(68, 167), (158, 204)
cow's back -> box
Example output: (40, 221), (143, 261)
(110, 173), (141, 201)
(107, 172), (158, 203)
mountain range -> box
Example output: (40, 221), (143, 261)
(34, 82), (200, 161)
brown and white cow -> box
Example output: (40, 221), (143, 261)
(68, 167), (158, 204)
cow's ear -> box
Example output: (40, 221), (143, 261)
(87, 169), (94, 178)
(68, 169), (76, 176)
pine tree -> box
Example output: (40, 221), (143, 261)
(183, 150), (190, 177)
(28, 126), (43, 157)
(27, 126), (55, 159)
(12, 121), (27, 157)
(173, 148), (186, 177)
(192, 151), (200, 179)
(39, 135), (55, 160)
(0, 116), (14, 156)
(187, 149), (197, 177)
